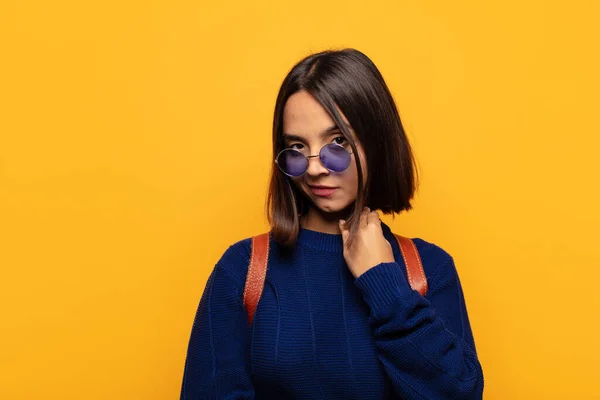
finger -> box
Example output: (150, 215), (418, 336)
(339, 219), (349, 243)
(360, 207), (369, 228)
(341, 228), (349, 243)
(367, 210), (381, 226)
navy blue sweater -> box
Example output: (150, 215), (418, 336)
(180, 222), (484, 399)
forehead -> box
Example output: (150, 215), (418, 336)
(282, 90), (350, 138)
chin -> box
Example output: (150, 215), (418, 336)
(310, 197), (355, 214)
(299, 186), (356, 215)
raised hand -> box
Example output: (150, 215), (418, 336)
(339, 207), (395, 279)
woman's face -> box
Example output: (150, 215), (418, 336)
(281, 90), (367, 214)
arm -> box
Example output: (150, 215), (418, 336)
(180, 263), (255, 400)
(354, 254), (484, 400)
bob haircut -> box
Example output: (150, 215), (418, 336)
(266, 48), (419, 248)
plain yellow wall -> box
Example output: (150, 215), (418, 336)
(1, 0), (599, 398)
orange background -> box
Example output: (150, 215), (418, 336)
(1, 0), (599, 398)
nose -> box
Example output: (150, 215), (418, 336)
(305, 154), (329, 177)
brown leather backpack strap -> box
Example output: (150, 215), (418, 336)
(243, 232), (270, 327)
(393, 234), (428, 296)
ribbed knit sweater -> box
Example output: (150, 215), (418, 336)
(180, 222), (484, 399)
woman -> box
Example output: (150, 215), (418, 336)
(180, 48), (484, 399)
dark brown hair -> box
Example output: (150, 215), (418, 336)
(266, 48), (419, 248)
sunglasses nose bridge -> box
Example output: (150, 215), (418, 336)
(305, 153), (330, 176)
(275, 144), (351, 177)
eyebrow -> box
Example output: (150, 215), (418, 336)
(283, 123), (351, 142)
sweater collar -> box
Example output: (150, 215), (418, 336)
(296, 221), (392, 253)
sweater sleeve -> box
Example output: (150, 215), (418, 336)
(180, 263), (255, 400)
(353, 253), (484, 400)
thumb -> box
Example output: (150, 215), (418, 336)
(339, 219), (349, 241)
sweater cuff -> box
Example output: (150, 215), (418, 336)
(354, 262), (413, 312)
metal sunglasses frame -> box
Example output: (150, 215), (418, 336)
(274, 143), (354, 177)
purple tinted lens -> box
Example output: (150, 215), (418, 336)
(320, 144), (351, 172)
(278, 149), (308, 176)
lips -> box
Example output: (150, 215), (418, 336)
(308, 185), (337, 197)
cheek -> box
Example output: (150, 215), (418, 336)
(341, 161), (360, 192)
(291, 177), (305, 190)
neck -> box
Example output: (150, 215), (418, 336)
(300, 204), (354, 234)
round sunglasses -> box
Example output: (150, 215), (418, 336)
(274, 143), (353, 177)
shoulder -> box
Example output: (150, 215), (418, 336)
(410, 237), (460, 287)
(214, 232), (271, 287)
(411, 238), (454, 266)
(214, 236), (253, 287)
(389, 233), (457, 282)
